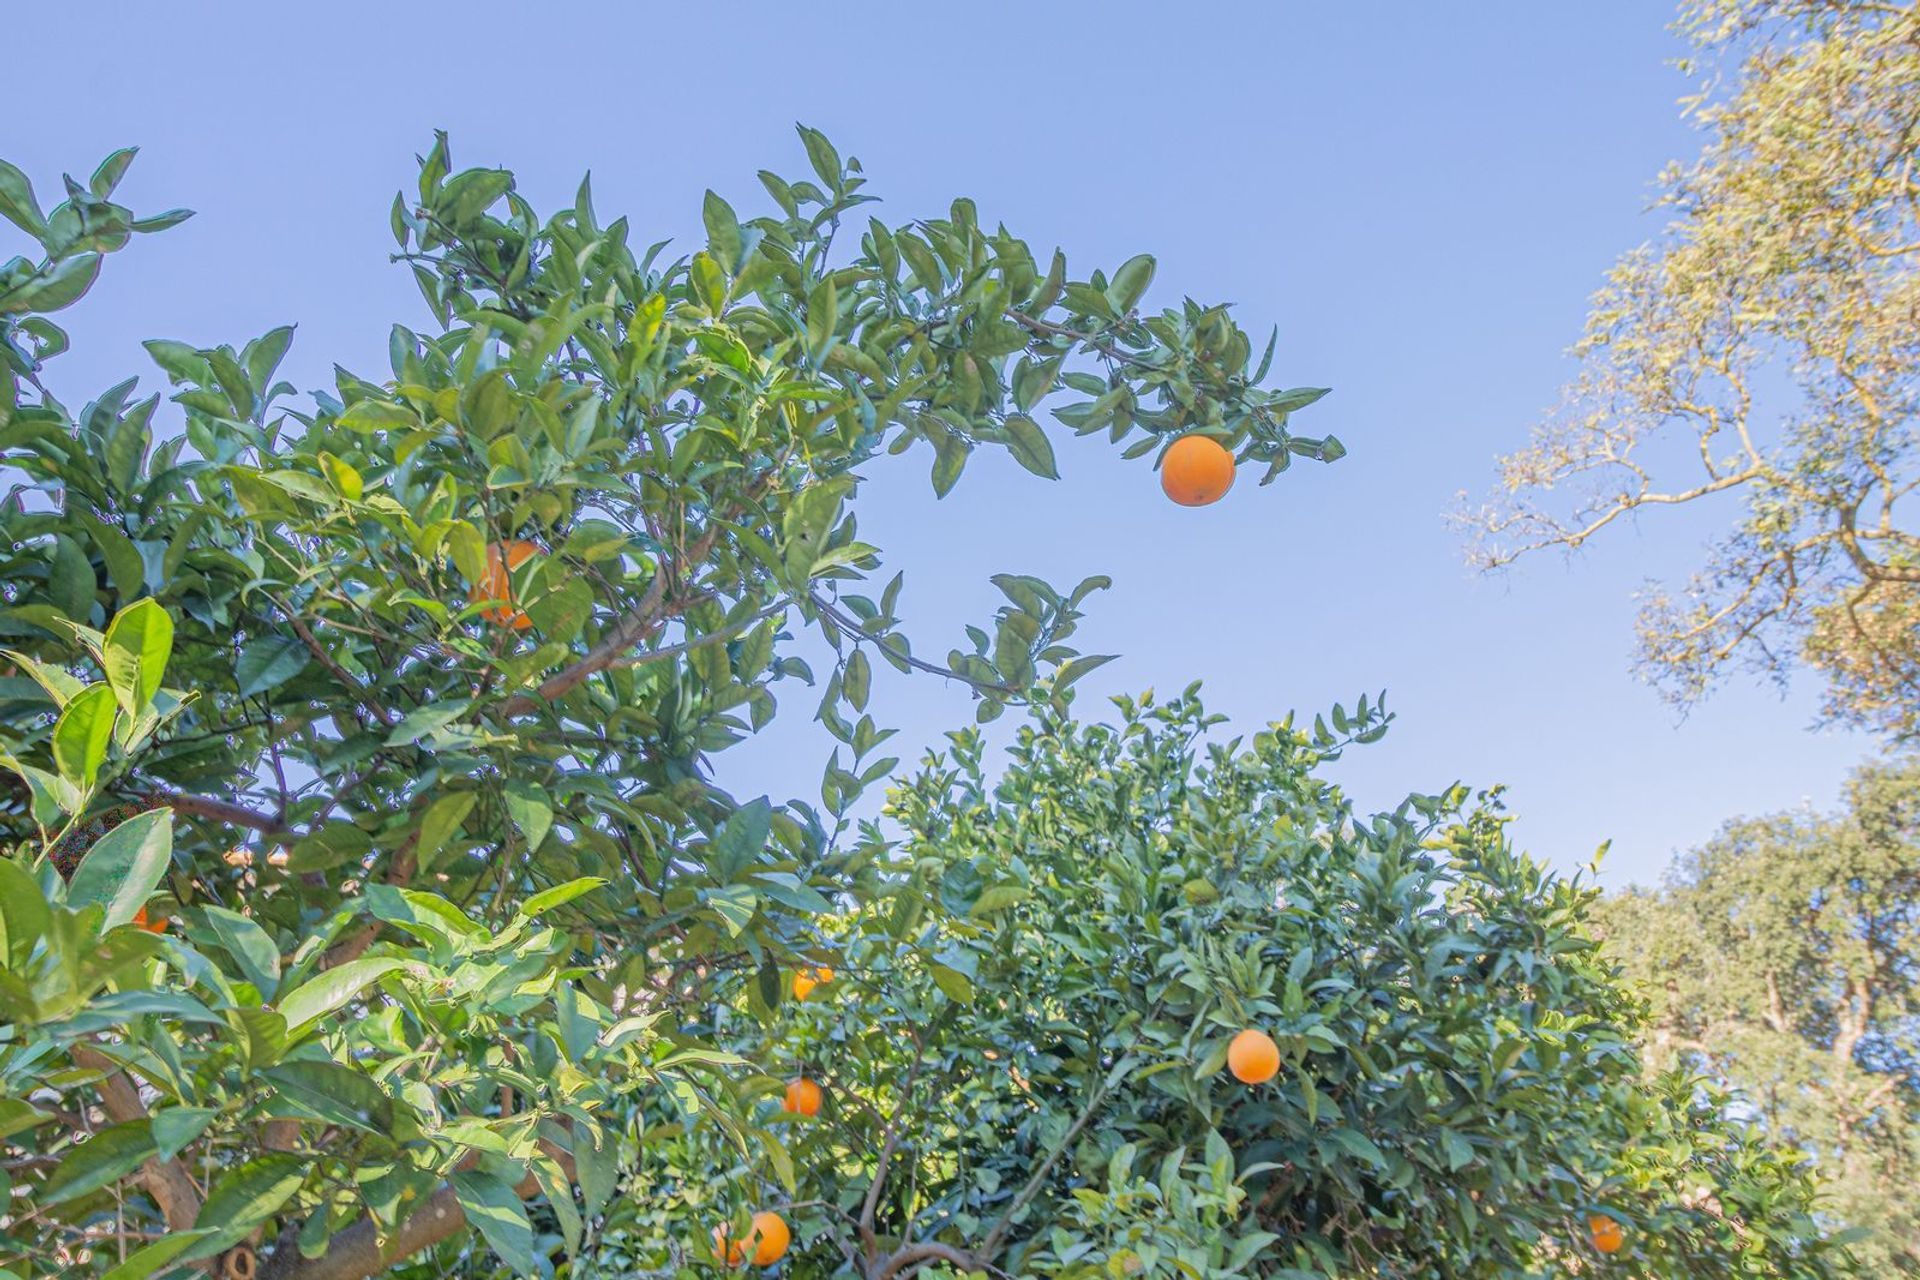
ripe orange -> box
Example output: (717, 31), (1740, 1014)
(791, 965), (834, 1001)
(781, 1077), (823, 1117)
(131, 907), (167, 933)
(1226, 1028), (1280, 1084)
(713, 1224), (749, 1268)
(714, 1213), (790, 1268)
(470, 540), (539, 630)
(748, 1212), (790, 1266)
(1159, 435), (1235, 507)
(1589, 1214), (1624, 1255)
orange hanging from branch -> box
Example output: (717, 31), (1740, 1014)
(1160, 435), (1236, 507)
(471, 540), (539, 630)
(1227, 1028), (1280, 1084)
(1589, 1214), (1625, 1254)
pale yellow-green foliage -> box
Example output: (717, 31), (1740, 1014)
(1592, 755), (1920, 1272)
(1460, 0), (1920, 739)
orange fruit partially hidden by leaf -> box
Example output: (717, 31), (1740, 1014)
(1159, 435), (1235, 507)
(1589, 1214), (1625, 1255)
(714, 1213), (790, 1268)
(712, 1224), (749, 1268)
(131, 907), (167, 933)
(782, 1076), (823, 1117)
(471, 540), (539, 630)
(1227, 1028), (1280, 1084)
(749, 1212), (790, 1266)
(791, 966), (834, 1001)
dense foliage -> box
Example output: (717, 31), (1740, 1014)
(1596, 758), (1920, 1273)
(0, 131), (1851, 1280)
(646, 691), (1845, 1280)
(1459, 0), (1920, 739)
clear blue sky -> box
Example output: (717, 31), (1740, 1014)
(10, 2), (1870, 887)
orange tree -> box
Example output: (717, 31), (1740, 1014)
(618, 691), (1849, 1280)
(0, 132), (1336, 1280)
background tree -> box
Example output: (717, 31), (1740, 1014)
(0, 128), (1336, 1280)
(1456, 0), (1920, 739)
(1594, 758), (1920, 1273)
(603, 691), (1846, 1280)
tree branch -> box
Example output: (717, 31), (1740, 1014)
(807, 593), (1014, 696)
(978, 1056), (1130, 1260)
(870, 1241), (988, 1280)
(494, 556), (685, 717)
(279, 605), (395, 728)
(256, 1186), (465, 1280)
(155, 792), (293, 838)
(858, 1040), (927, 1265)
(69, 1045), (204, 1239)
(257, 1138), (576, 1280)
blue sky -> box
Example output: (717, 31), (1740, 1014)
(9, 2), (1871, 887)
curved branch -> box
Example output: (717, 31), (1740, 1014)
(871, 1241), (988, 1280)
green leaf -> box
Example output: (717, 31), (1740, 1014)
(520, 876), (607, 918)
(843, 649), (870, 711)
(151, 1106), (216, 1162)
(806, 275), (837, 360)
(261, 1061), (395, 1133)
(88, 148), (138, 198)
(451, 1171), (536, 1274)
(413, 790), (477, 873)
(1107, 253), (1156, 312)
(750, 871), (834, 914)
(41, 1120), (156, 1204)
(102, 598), (174, 714)
(703, 885), (759, 937)
(202, 904), (281, 997)
(0, 859), (51, 968)
(386, 700), (470, 746)
(573, 1121), (617, 1219)
(796, 125), (842, 191)
(1328, 1128), (1387, 1169)
(130, 208), (193, 234)
(1270, 386), (1331, 413)
(67, 808), (171, 929)
(189, 1154), (306, 1252)
(503, 779), (553, 852)
(102, 1232), (214, 1280)
(363, 884), (486, 946)
(338, 398), (419, 433)
(689, 251), (727, 315)
(47, 533), (95, 623)
(52, 683), (115, 789)
(0, 159), (46, 239)
(234, 634), (309, 698)
(703, 189), (743, 271)
(4, 651), (84, 706)
(0, 1098), (50, 1142)
(1002, 414), (1059, 480)
(931, 963), (975, 1004)
(1, 253), (102, 315)
(969, 884), (1029, 915)
(277, 957), (404, 1031)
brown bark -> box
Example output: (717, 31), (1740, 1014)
(255, 1186), (466, 1280)
(254, 1137), (574, 1280)
(69, 1045), (205, 1240)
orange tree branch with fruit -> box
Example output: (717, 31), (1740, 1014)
(0, 132), (1848, 1280)
(0, 129), (1333, 1280)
